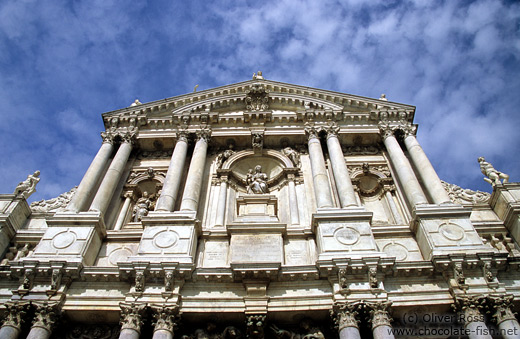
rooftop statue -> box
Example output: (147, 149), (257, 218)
(246, 165), (268, 194)
(478, 157), (509, 186)
(14, 170), (41, 199)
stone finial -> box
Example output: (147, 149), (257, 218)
(14, 171), (41, 199)
(478, 157), (509, 187)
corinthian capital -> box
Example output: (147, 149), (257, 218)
(489, 295), (517, 325)
(101, 131), (115, 144)
(325, 122), (340, 139)
(331, 303), (360, 330)
(367, 301), (393, 330)
(120, 302), (146, 333)
(31, 301), (60, 333)
(151, 305), (180, 334)
(399, 122), (417, 137)
(196, 126), (212, 142)
(1, 301), (29, 330)
(120, 131), (137, 145)
(304, 123), (320, 140)
(378, 121), (396, 140)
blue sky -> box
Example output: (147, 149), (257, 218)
(1, 0), (519, 203)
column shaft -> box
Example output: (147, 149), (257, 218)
(215, 180), (228, 226)
(26, 327), (52, 339)
(152, 330), (173, 339)
(288, 179), (300, 225)
(0, 326), (20, 339)
(339, 326), (361, 339)
(383, 135), (428, 206)
(67, 141), (114, 212)
(465, 320), (492, 339)
(155, 137), (189, 211)
(372, 325), (395, 339)
(119, 328), (141, 339)
(404, 135), (451, 204)
(90, 141), (133, 214)
(114, 196), (132, 231)
(308, 137), (334, 208)
(326, 135), (358, 207)
(180, 137), (208, 212)
(385, 191), (404, 224)
(498, 319), (520, 339)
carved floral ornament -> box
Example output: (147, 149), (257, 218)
(245, 83), (269, 111)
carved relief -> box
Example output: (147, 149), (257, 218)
(64, 324), (120, 339)
(30, 186), (77, 213)
(270, 319), (324, 339)
(342, 144), (380, 155)
(251, 132), (263, 150)
(246, 314), (266, 339)
(441, 180), (490, 204)
(245, 83), (269, 111)
(216, 145), (236, 169)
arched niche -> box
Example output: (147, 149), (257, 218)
(219, 149), (298, 193)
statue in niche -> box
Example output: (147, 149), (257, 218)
(132, 191), (153, 222)
(478, 157), (509, 186)
(14, 171), (40, 199)
(271, 319), (324, 339)
(246, 165), (268, 194)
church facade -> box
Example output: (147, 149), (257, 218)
(1, 74), (520, 338)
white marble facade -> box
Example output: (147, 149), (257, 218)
(1, 75), (519, 338)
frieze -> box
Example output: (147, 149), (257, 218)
(137, 150), (172, 159)
(342, 144), (380, 155)
(30, 186), (77, 213)
(441, 180), (490, 205)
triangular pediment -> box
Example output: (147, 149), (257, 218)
(101, 78), (415, 128)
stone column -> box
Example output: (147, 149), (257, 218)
(288, 174), (300, 225)
(119, 302), (146, 339)
(403, 126), (451, 204)
(0, 302), (28, 339)
(90, 133), (135, 215)
(67, 132), (115, 212)
(457, 298), (492, 339)
(179, 128), (211, 212)
(384, 187), (404, 224)
(114, 192), (133, 231)
(305, 125), (334, 209)
(380, 125), (428, 207)
(369, 302), (395, 339)
(155, 132), (189, 212)
(215, 176), (228, 226)
(325, 123), (358, 208)
(491, 296), (520, 339)
(332, 303), (361, 339)
(151, 305), (179, 339)
(26, 302), (59, 339)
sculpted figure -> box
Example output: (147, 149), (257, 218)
(282, 147), (300, 167)
(132, 192), (152, 222)
(246, 165), (268, 194)
(478, 157), (509, 186)
(14, 171), (41, 199)
(216, 145), (235, 169)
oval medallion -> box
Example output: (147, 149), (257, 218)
(334, 227), (360, 245)
(52, 231), (76, 249)
(439, 223), (465, 241)
(153, 230), (179, 249)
